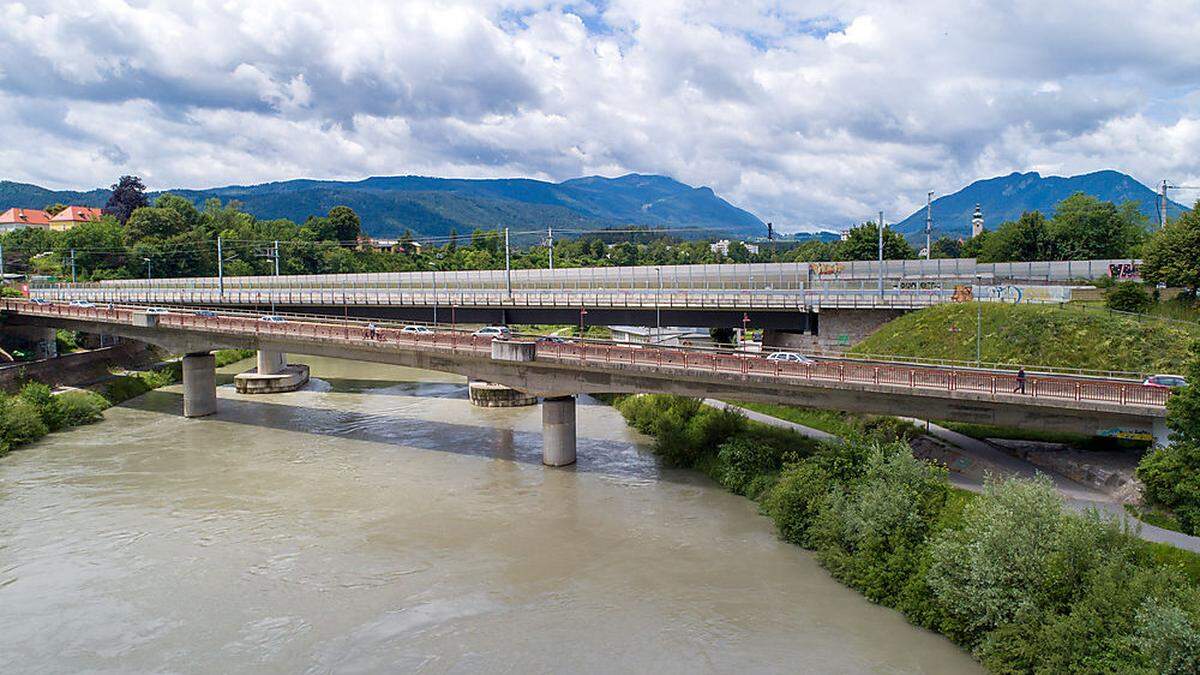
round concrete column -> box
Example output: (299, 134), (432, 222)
(182, 352), (217, 418)
(257, 350), (287, 375)
(542, 395), (577, 467)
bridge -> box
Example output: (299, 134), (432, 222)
(1, 299), (1169, 467)
(27, 258), (1108, 348)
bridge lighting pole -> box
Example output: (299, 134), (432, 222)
(654, 266), (662, 343)
(924, 191), (934, 261)
(504, 228), (512, 298)
(142, 257), (152, 280)
(0, 242), (5, 280)
(430, 260), (439, 326)
(877, 211), (884, 298)
(547, 226), (554, 271)
(69, 249), (76, 283)
(975, 274), (983, 366)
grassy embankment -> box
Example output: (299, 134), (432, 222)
(0, 349), (256, 459)
(615, 393), (1200, 672)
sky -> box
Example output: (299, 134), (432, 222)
(1, 0), (1199, 231)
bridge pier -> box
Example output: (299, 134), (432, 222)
(542, 395), (577, 467)
(1153, 418), (1170, 448)
(182, 352), (217, 418)
(257, 349), (286, 375)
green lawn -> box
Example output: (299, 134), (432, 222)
(850, 302), (1198, 374)
(728, 400), (859, 437)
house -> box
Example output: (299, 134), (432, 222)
(0, 208), (51, 232)
(49, 206), (104, 231)
(709, 239), (760, 256)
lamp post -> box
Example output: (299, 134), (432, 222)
(975, 274), (983, 366)
(654, 266), (662, 343)
(142, 257), (152, 280)
(430, 258), (440, 326)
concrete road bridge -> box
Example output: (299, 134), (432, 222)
(1, 299), (1169, 467)
(28, 257), (1117, 345)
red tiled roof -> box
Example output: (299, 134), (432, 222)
(0, 208), (52, 226)
(50, 206), (104, 223)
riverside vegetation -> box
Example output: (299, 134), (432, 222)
(0, 348), (254, 458)
(614, 393), (1200, 673)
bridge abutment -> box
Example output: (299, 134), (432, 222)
(182, 352), (217, 418)
(1153, 418), (1170, 448)
(542, 395), (577, 467)
(257, 350), (286, 375)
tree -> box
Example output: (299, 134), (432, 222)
(1048, 193), (1146, 259)
(1105, 281), (1151, 313)
(834, 222), (915, 260)
(327, 205), (362, 243)
(105, 175), (149, 224)
(154, 193), (202, 231)
(1143, 202), (1200, 294)
(123, 207), (187, 243)
(1136, 340), (1200, 534)
(43, 203), (67, 216)
(976, 211), (1056, 262)
(929, 236), (964, 259)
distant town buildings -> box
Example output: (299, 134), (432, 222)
(0, 208), (52, 232)
(709, 239), (759, 256)
(0, 205), (103, 232)
(971, 204), (984, 238)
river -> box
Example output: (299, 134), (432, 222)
(0, 356), (979, 673)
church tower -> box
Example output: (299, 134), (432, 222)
(971, 204), (984, 238)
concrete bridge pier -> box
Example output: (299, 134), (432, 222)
(182, 351), (217, 418)
(257, 350), (286, 375)
(1153, 418), (1170, 448)
(542, 395), (577, 467)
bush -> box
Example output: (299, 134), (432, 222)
(763, 461), (833, 546)
(1106, 281), (1153, 313)
(56, 390), (109, 426)
(716, 435), (777, 494)
(1138, 442), (1200, 535)
(1, 397), (49, 448)
(18, 381), (66, 431)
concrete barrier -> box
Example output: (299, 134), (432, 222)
(491, 340), (536, 362)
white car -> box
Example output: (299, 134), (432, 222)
(145, 307), (170, 315)
(765, 351), (815, 364)
(68, 300), (96, 308)
(258, 315), (287, 323)
(473, 326), (512, 340)
(402, 325), (434, 335)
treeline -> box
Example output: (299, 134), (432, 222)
(615, 394), (1200, 673)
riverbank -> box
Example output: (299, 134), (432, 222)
(613, 393), (1200, 673)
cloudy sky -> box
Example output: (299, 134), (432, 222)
(1, 0), (1198, 230)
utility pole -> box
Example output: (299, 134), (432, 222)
(0, 242), (5, 280)
(217, 236), (224, 296)
(1162, 180), (1170, 228)
(504, 227), (512, 298)
(654, 266), (662, 343)
(924, 191), (934, 260)
(273, 240), (280, 276)
(547, 226), (554, 271)
(70, 249), (76, 283)
(975, 274), (983, 366)
(877, 211), (885, 298)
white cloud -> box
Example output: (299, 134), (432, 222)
(0, 0), (1198, 230)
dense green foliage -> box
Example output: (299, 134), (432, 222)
(1106, 281), (1152, 313)
(1137, 341), (1200, 534)
(0, 383), (110, 456)
(1143, 203), (1200, 294)
(615, 393), (1200, 672)
(851, 302), (1198, 373)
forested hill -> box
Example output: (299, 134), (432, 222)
(894, 170), (1190, 240)
(0, 173), (765, 239)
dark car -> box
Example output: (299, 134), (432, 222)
(1143, 374), (1187, 389)
(194, 310), (218, 318)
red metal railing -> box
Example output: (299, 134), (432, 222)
(2, 299), (1170, 410)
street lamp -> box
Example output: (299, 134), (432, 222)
(975, 274), (983, 366)
(430, 257), (441, 327)
(142, 257), (152, 280)
(654, 266), (663, 343)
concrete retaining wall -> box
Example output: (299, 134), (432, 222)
(816, 308), (907, 350)
(0, 341), (155, 392)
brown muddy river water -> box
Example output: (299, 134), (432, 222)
(0, 356), (978, 673)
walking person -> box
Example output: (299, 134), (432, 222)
(1013, 367), (1026, 394)
(366, 321), (377, 341)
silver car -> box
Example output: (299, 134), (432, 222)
(765, 351), (815, 364)
(473, 326), (512, 340)
(402, 325), (434, 335)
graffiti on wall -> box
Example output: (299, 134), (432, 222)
(1108, 262), (1141, 280)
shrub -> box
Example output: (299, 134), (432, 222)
(2, 397), (49, 447)
(1137, 442), (1200, 534)
(763, 461), (833, 546)
(807, 442), (949, 604)
(18, 381), (66, 431)
(1134, 597), (1200, 674)
(57, 390), (109, 426)
(716, 435), (777, 494)
(1106, 281), (1152, 313)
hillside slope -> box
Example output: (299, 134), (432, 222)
(850, 303), (1197, 374)
(0, 173), (765, 239)
(895, 170), (1189, 240)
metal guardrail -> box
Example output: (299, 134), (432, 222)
(2, 300), (1169, 411)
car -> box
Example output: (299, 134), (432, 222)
(473, 325), (512, 340)
(194, 310), (218, 318)
(145, 307), (170, 315)
(536, 335), (572, 345)
(68, 300), (96, 308)
(259, 315), (287, 323)
(29, 298), (51, 305)
(1143, 374), (1187, 389)
(401, 325), (434, 335)
(765, 351), (815, 364)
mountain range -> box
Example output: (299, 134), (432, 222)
(0, 174), (766, 239)
(893, 170), (1190, 241)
